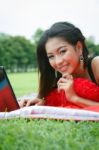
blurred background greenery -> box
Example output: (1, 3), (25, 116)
(0, 29), (99, 73)
(0, 28), (99, 98)
(8, 72), (38, 97)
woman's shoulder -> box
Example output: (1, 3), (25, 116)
(91, 56), (99, 83)
(88, 55), (99, 72)
(88, 55), (99, 63)
(91, 56), (99, 65)
(87, 55), (99, 84)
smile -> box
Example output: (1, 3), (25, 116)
(58, 65), (68, 72)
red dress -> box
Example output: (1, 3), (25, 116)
(44, 78), (99, 112)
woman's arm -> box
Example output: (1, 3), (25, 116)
(57, 74), (99, 108)
(68, 94), (99, 108)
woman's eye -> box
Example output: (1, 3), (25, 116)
(48, 55), (54, 60)
(60, 49), (66, 54)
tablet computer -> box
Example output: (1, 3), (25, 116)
(0, 66), (20, 112)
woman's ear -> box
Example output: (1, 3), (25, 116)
(76, 41), (83, 55)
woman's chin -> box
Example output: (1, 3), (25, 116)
(60, 71), (71, 75)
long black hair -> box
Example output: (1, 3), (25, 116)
(36, 22), (89, 98)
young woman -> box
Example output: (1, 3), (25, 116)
(19, 22), (99, 110)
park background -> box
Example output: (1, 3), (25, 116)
(0, 0), (99, 97)
(0, 1), (99, 149)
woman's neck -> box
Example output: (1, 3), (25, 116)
(73, 68), (91, 80)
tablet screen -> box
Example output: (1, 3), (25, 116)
(0, 67), (19, 112)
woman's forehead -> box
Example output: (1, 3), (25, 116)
(45, 37), (68, 52)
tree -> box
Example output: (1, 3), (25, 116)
(85, 38), (99, 55)
(32, 28), (44, 47)
(0, 34), (37, 72)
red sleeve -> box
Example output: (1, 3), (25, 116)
(44, 78), (99, 108)
(74, 78), (99, 102)
(44, 89), (68, 107)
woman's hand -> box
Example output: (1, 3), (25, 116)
(57, 73), (77, 100)
(57, 73), (99, 107)
(19, 98), (45, 108)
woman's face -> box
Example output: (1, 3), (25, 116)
(45, 37), (82, 75)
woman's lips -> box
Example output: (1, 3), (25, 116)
(58, 65), (68, 72)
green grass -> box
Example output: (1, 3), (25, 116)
(8, 72), (39, 97)
(1, 72), (99, 150)
(0, 119), (99, 150)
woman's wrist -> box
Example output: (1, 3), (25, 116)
(69, 94), (99, 107)
(65, 91), (78, 102)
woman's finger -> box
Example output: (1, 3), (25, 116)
(35, 100), (45, 106)
(63, 74), (73, 80)
(18, 99), (28, 108)
(26, 99), (40, 107)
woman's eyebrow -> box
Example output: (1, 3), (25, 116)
(47, 46), (67, 55)
(57, 45), (67, 51)
(55, 45), (68, 52)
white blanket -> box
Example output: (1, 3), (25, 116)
(0, 106), (99, 121)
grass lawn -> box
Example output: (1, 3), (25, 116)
(0, 119), (99, 150)
(0, 72), (99, 150)
(8, 72), (39, 97)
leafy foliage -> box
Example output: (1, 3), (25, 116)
(86, 38), (99, 56)
(32, 28), (44, 46)
(0, 34), (36, 72)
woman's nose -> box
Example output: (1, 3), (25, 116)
(55, 55), (63, 66)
